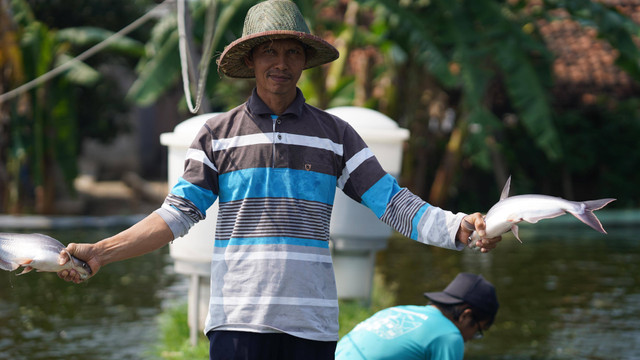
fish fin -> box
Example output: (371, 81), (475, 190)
(17, 266), (34, 275)
(511, 225), (522, 243)
(500, 176), (512, 201)
(506, 213), (522, 223)
(523, 210), (567, 224)
(0, 259), (19, 271)
(584, 198), (616, 212)
(568, 199), (615, 234)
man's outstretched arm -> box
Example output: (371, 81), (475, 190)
(57, 212), (174, 283)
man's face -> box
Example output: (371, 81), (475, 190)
(456, 309), (490, 342)
(245, 39), (307, 98)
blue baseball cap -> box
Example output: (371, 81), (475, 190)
(424, 273), (499, 317)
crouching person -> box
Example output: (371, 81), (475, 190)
(335, 273), (499, 360)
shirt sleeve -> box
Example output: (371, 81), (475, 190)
(155, 121), (220, 238)
(154, 202), (198, 239)
(338, 121), (467, 250)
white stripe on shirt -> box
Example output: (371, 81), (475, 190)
(210, 296), (339, 307)
(186, 148), (217, 172)
(337, 147), (374, 189)
(212, 132), (343, 155)
(211, 251), (332, 263)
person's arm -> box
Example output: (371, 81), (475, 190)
(57, 212), (174, 284)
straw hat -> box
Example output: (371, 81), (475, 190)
(217, 0), (339, 78)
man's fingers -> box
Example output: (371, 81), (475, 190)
(58, 269), (83, 284)
(462, 219), (475, 232)
(476, 236), (502, 252)
(58, 243), (76, 266)
(463, 213), (486, 237)
(57, 243), (88, 283)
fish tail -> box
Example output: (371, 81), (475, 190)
(570, 198), (616, 234)
(583, 198), (616, 212)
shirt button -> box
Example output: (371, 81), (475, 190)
(277, 119), (282, 124)
(277, 134), (282, 140)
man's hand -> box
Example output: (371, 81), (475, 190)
(457, 212), (501, 253)
(58, 243), (101, 284)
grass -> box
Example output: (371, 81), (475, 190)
(152, 273), (397, 359)
(152, 302), (210, 359)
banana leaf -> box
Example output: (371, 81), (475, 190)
(56, 27), (145, 57)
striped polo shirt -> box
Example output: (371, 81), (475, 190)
(157, 88), (466, 342)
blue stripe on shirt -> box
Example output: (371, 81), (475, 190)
(171, 177), (217, 214)
(411, 204), (430, 240)
(218, 168), (337, 205)
(214, 237), (330, 248)
(360, 174), (402, 218)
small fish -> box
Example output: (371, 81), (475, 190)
(0, 233), (92, 279)
(467, 177), (615, 247)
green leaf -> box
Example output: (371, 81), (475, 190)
(56, 27), (145, 57)
(127, 31), (181, 106)
(55, 53), (101, 86)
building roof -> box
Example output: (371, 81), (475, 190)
(538, 2), (640, 105)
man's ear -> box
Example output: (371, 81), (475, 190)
(244, 55), (254, 69)
(460, 308), (474, 322)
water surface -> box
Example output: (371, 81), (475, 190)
(0, 228), (184, 360)
(376, 223), (640, 360)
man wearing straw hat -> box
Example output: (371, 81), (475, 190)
(58, 1), (501, 358)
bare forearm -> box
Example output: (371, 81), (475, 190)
(96, 212), (174, 266)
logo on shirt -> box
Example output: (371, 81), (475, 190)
(354, 308), (427, 339)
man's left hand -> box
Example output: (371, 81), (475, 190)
(457, 212), (501, 253)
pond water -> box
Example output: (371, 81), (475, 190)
(1, 215), (639, 359)
(0, 227), (186, 360)
(376, 218), (640, 360)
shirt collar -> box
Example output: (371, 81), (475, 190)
(247, 87), (306, 118)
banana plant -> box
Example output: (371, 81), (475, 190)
(127, 0), (255, 111)
(1, 0), (144, 213)
(354, 0), (640, 205)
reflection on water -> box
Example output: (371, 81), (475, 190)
(0, 228), (186, 360)
(376, 225), (640, 360)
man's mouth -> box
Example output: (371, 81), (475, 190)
(268, 72), (291, 82)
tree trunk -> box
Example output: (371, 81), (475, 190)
(428, 119), (467, 206)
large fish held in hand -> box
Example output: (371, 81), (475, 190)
(468, 177), (615, 248)
(0, 233), (92, 279)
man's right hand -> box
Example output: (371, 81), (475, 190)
(58, 243), (101, 284)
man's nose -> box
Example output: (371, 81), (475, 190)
(274, 53), (288, 69)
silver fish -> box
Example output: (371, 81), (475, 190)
(468, 177), (615, 247)
(0, 233), (92, 279)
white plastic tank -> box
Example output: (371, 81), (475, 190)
(160, 113), (220, 344)
(160, 113), (221, 272)
(326, 107), (410, 300)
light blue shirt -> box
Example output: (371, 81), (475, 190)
(335, 305), (464, 360)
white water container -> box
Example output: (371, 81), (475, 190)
(160, 113), (220, 344)
(326, 107), (410, 300)
(160, 113), (221, 272)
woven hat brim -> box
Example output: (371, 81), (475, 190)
(217, 30), (339, 78)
